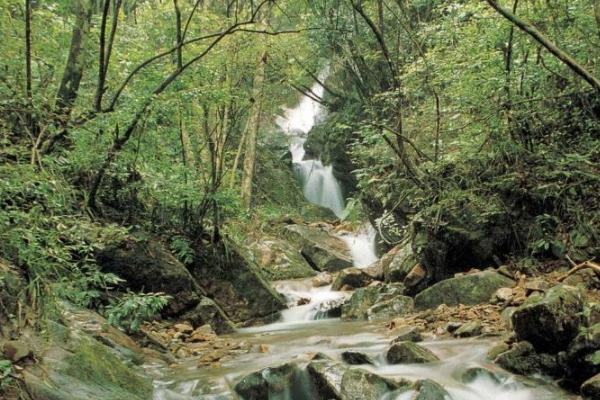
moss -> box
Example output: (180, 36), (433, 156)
(63, 339), (152, 400)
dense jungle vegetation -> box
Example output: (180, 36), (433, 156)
(1, 0), (599, 398)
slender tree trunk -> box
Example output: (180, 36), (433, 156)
(179, 109), (195, 169)
(594, 1), (600, 40)
(173, 0), (183, 70)
(240, 52), (267, 209)
(56, 0), (92, 113)
(95, 0), (121, 111)
(24, 0), (32, 122)
(485, 0), (600, 92)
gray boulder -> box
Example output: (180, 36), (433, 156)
(248, 237), (316, 280)
(341, 351), (374, 365)
(512, 284), (584, 353)
(284, 224), (353, 272)
(413, 379), (451, 400)
(332, 267), (373, 291)
(234, 363), (310, 400)
(341, 284), (407, 321)
(386, 341), (439, 364)
(414, 271), (515, 311)
(366, 296), (414, 321)
(493, 341), (559, 376)
(339, 368), (396, 400)
(307, 359), (347, 399)
(383, 242), (417, 283)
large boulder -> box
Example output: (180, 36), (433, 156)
(511, 284), (584, 353)
(412, 379), (451, 400)
(339, 368), (396, 400)
(307, 357), (400, 400)
(307, 358), (347, 399)
(234, 363), (311, 400)
(331, 268), (373, 291)
(96, 239), (201, 316)
(414, 270), (515, 311)
(190, 240), (286, 324)
(284, 224), (353, 272)
(24, 334), (152, 400)
(386, 341), (440, 364)
(366, 296), (414, 321)
(493, 341), (559, 376)
(248, 237), (316, 280)
(383, 241), (417, 283)
(341, 284), (410, 321)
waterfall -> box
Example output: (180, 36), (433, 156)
(276, 71), (345, 218)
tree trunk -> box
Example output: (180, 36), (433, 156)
(240, 51), (267, 209)
(25, 0), (32, 127)
(485, 0), (600, 92)
(56, 0), (92, 113)
(173, 0), (183, 70)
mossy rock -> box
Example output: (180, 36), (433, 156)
(414, 271), (515, 311)
(512, 284), (584, 353)
(248, 237), (316, 281)
(24, 337), (152, 400)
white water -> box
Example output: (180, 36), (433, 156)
(338, 224), (378, 268)
(276, 71), (345, 218)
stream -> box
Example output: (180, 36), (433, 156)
(150, 79), (571, 400)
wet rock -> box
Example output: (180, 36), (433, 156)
(461, 367), (505, 384)
(181, 296), (236, 334)
(494, 341), (559, 376)
(487, 342), (510, 360)
(307, 359), (347, 399)
(332, 267), (373, 291)
(413, 379), (451, 400)
(386, 341), (439, 364)
(96, 239), (201, 316)
(190, 239), (286, 324)
(392, 326), (423, 343)
(3, 340), (32, 362)
(445, 321), (462, 333)
(383, 241), (417, 283)
(248, 238), (316, 280)
(341, 284), (405, 320)
(414, 271), (515, 311)
(582, 373), (600, 400)
(511, 284), (584, 353)
(234, 363), (306, 400)
(454, 321), (482, 338)
(366, 296), (414, 321)
(313, 298), (346, 319)
(341, 351), (374, 365)
(340, 368), (396, 400)
(284, 224), (353, 272)
(312, 272), (333, 287)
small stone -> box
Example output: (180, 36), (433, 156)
(312, 272), (333, 287)
(404, 263), (427, 290)
(493, 287), (514, 303)
(386, 341), (439, 364)
(454, 321), (482, 338)
(173, 323), (193, 334)
(341, 351), (374, 365)
(297, 297), (311, 306)
(524, 279), (550, 295)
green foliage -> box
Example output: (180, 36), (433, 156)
(106, 292), (171, 333)
(170, 235), (194, 265)
(0, 359), (13, 391)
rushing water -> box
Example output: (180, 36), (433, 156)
(151, 77), (570, 400)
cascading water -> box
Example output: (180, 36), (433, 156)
(276, 71), (346, 218)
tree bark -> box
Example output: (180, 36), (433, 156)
(173, 0), (183, 70)
(485, 0), (600, 92)
(240, 51), (267, 209)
